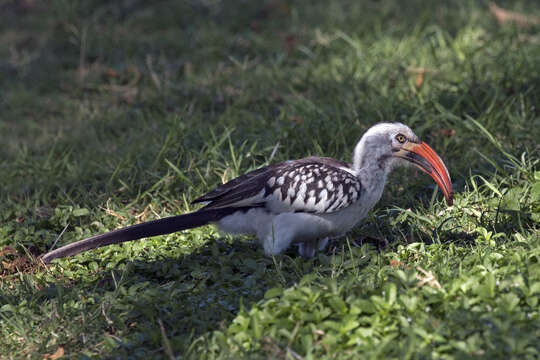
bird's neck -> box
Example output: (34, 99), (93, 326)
(352, 136), (391, 194)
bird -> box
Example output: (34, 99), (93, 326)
(40, 122), (453, 263)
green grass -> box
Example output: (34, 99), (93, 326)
(1, 0), (539, 358)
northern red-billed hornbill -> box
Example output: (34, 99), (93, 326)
(41, 123), (453, 263)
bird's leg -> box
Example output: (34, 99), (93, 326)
(264, 235), (295, 256)
(297, 237), (329, 258)
(297, 241), (316, 258)
(317, 237), (329, 251)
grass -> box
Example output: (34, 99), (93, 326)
(1, 0), (539, 358)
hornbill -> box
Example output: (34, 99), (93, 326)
(41, 123), (453, 263)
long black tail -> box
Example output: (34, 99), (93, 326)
(40, 208), (242, 263)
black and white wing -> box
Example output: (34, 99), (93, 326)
(193, 157), (363, 214)
(263, 157), (363, 213)
(192, 165), (272, 209)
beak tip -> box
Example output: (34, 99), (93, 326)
(445, 191), (454, 206)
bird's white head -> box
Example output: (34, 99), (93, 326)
(353, 122), (453, 205)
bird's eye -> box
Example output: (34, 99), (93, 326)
(395, 134), (406, 143)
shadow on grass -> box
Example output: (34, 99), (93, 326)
(34, 238), (324, 356)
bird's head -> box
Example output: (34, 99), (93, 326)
(353, 122), (454, 205)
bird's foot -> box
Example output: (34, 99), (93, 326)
(351, 236), (389, 251)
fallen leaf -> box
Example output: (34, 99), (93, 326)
(284, 34), (298, 52)
(1, 254), (35, 277)
(35, 206), (54, 220)
(440, 128), (456, 137)
(146, 55), (161, 90)
(104, 68), (119, 78)
(120, 86), (138, 104)
(489, 2), (540, 27)
(0, 246), (17, 257)
(250, 20), (261, 32)
(43, 346), (64, 360)
(290, 116), (303, 124)
(267, 0), (290, 16)
(390, 259), (410, 269)
(99, 65), (141, 104)
(416, 267), (442, 289)
(390, 259), (402, 267)
(406, 67), (437, 89)
(407, 67), (430, 75)
(183, 62), (192, 77)
(17, 0), (40, 13)
(415, 72), (424, 88)
(224, 86), (241, 97)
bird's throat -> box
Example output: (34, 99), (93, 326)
(353, 141), (391, 201)
(357, 162), (388, 196)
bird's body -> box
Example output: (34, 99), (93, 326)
(41, 123), (453, 263)
(206, 157), (377, 256)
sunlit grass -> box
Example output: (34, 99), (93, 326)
(1, 0), (539, 358)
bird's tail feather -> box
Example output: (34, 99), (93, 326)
(40, 208), (243, 263)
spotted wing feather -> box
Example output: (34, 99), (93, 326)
(263, 158), (362, 213)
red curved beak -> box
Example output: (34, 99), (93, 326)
(399, 142), (454, 205)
